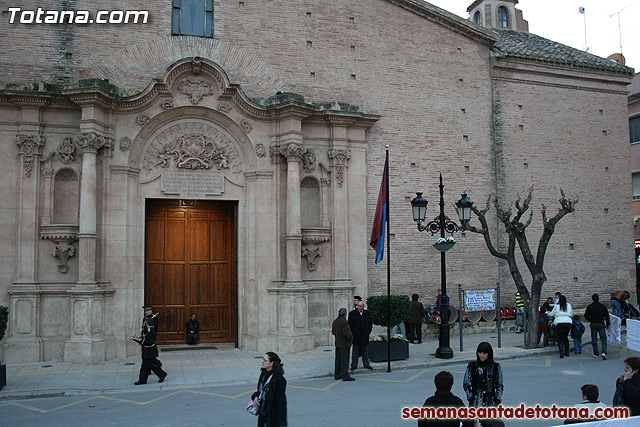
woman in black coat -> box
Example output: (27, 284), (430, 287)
(614, 356), (640, 417)
(250, 351), (288, 426)
(463, 342), (504, 408)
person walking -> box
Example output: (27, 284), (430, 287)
(570, 315), (585, 354)
(584, 293), (610, 360)
(331, 308), (355, 381)
(408, 294), (426, 344)
(418, 371), (474, 427)
(249, 352), (288, 426)
(610, 291), (630, 319)
(463, 342), (504, 408)
(133, 305), (167, 385)
(613, 356), (640, 417)
(548, 295), (573, 358)
(348, 300), (373, 370)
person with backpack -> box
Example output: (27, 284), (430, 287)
(571, 315), (585, 354)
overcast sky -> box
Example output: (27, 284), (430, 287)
(426, 0), (639, 73)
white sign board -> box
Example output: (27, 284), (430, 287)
(607, 314), (622, 346)
(162, 169), (224, 198)
(627, 318), (640, 351)
(463, 289), (497, 312)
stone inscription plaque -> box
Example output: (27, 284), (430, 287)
(162, 169), (224, 197)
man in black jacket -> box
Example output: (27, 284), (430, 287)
(348, 300), (373, 370)
(186, 313), (199, 345)
(418, 371), (474, 427)
(134, 305), (167, 385)
(584, 294), (610, 360)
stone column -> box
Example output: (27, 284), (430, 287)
(63, 132), (113, 363)
(5, 134), (46, 363)
(280, 141), (304, 285)
(76, 132), (104, 285)
(328, 146), (351, 279)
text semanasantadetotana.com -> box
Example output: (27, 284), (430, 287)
(401, 404), (629, 421)
(6, 8), (149, 24)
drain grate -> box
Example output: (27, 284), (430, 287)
(323, 349), (332, 352)
(41, 365), (53, 368)
(123, 362), (135, 366)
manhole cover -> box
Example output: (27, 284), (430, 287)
(41, 365), (53, 368)
(124, 362), (135, 366)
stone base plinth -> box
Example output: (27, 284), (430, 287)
(64, 337), (111, 364)
(4, 338), (43, 364)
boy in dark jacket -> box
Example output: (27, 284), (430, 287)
(538, 307), (549, 347)
(571, 315), (585, 354)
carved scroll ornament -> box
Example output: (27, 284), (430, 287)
(158, 133), (230, 170)
(302, 244), (323, 271)
(177, 76), (214, 105)
(16, 134), (45, 177)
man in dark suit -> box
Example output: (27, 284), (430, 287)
(134, 305), (167, 385)
(418, 371), (474, 427)
(348, 300), (373, 370)
(331, 308), (355, 381)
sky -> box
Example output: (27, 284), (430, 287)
(426, 0), (639, 73)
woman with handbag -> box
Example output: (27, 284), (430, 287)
(248, 351), (288, 426)
(548, 295), (573, 358)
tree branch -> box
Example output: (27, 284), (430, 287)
(536, 189), (578, 271)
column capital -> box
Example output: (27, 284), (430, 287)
(280, 141), (304, 162)
(75, 132), (111, 154)
(16, 134), (45, 177)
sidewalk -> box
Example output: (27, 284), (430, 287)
(0, 330), (565, 400)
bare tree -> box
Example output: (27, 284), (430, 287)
(465, 188), (577, 348)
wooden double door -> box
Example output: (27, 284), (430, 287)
(145, 199), (236, 345)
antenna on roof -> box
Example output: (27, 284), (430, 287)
(578, 6), (588, 52)
(609, 4), (632, 55)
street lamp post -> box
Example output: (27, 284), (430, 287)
(410, 174), (472, 359)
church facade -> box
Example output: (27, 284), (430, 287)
(0, 0), (635, 363)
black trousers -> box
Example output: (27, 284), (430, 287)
(138, 357), (166, 383)
(334, 347), (350, 379)
(408, 323), (422, 343)
(187, 333), (198, 344)
(351, 343), (371, 369)
(555, 323), (571, 356)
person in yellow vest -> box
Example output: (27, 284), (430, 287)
(514, 291), (525, 333)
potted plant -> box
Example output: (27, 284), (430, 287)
(0, 305), (7, 390)
(433, 236), (456, 252)
(366, 295), (410, 361)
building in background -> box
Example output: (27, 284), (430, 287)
(0, 0), (634, 363)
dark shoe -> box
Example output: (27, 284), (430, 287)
(364, 365), (373, 370)
(350, 367), (356, 371)
(335, 376), (341, 380)
(417, 341), (422, 344)
(342, 376), (355, 381)
(158, 374), (167, 383)
(565, 353), (570, 357)
(134, 381), (146, 385)
(559, 354), (564, 358)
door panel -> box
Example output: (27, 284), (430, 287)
(145, 199), (236, 344)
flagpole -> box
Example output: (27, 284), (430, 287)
(385, 146), (391, 373)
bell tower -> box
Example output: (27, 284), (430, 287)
(466, 0), (529, 32)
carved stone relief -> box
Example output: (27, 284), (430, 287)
(218, 102), (232, 113)
(136, 113), (150, 126)
(255, 143), (266, 158)
(119, 137), (132, 151)
(177, 76), (214, 105)
(302, 244), (323, 271)
(328, 149), (351, 187)
(160, 100), (174, 111)
(143, 122), (243, 178)
(302, 149), (316, 172)
(240, 119), (252, 134)
(53, 243), (75, 273)
(57, 137), (76, 164)
(16, 134), (45, 177)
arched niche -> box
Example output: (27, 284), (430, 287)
(301, 177), (321, 227)
(53, 168), (79, 224)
